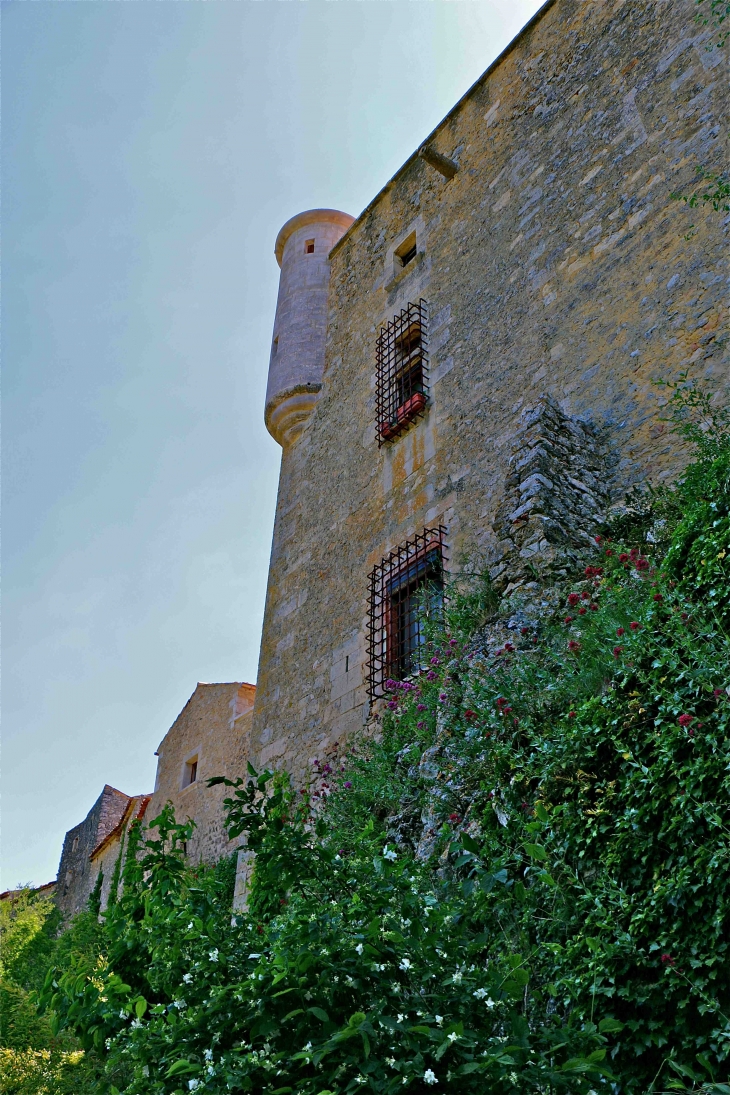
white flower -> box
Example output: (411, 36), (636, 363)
(173, 999), (186, 1010)
(187, 922), (193, 930)
(209, 949), (219, 962)
(435, 1015), (444, 1026)
(204, 1049), (213, 1061)
(452, 971), (463, 984)
(183, 973), (193, 984)
(485, 997), (496, 1009)
(509, 1073), (518, 1084)
(131, 1018), (143, 1030)
(397, 1013), (405, 1023)
(206, 1065), (215, 1076)
(424, 1069), (438, 1085)
(142, 1065), (149, 1076)
(386, 1057), (396, 1068)
(355, 943), (364, 954)
(303, 1042), (312, 1052)
(473, 987), (488, 999)
(383, 846), (398, 861)
(399, 957), (412, 971)
(391, 982), (401, 993)
(447, 1032), (458, 1043)
(119, 1010), (127, 1019)
(188, 1081), (201, 1092)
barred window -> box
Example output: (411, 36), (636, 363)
(376, 300), (429, 445)
(366, 526), (446, 699)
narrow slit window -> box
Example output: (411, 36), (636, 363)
(272, 335), (279, 356)
(376, 299), (429, 445)
(305, 239), (315, 254)
(367, 526), (446, 698)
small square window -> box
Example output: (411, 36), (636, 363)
(367, 526), (446, 698)
(182, 755), (199, 788)
(394, 232), (417, 269)
(305, 239), (315, 254)
(376, 300), (429, 445)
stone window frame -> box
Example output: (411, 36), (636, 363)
(366, 525), (447, 699)
(180, 747), (202, 791)
(375, 298), (430, 446)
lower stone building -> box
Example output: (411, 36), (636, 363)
(54, 681), (255, 917)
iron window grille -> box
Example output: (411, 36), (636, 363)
(376, 299), (429, 445)
(366, 525), (446, 699)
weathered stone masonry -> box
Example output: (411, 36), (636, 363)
(251, 0), (728, 789)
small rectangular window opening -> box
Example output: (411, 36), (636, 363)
(345, 655), (349, 673)
(376, 299), (429, 445)
(272, 335), (279, 356)
(367, 526), (446, 698)
(72, 836), (79, 852)
(305, 239), (315, 254)
(394, 232), (418, 269)
(183, 755), (198, 788)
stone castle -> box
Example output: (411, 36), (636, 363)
(52, 0), (728, 919)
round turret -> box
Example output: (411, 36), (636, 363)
(265, 208), (355, 446)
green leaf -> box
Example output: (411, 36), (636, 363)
(165, 1059), (198, 1078)
(461, 833), (481, 854)
(598, 1017), (624, 1033)
(534, 801), (549, 822)
(524, 843), (548, 861)
(309, 1007), (330, 1023)
(135, 996), (147, 1019)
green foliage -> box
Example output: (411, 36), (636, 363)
(33, 383), (730, 1093)
(0, 887), (103, 1092)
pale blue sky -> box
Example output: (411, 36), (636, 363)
(3, 0), (542, 888)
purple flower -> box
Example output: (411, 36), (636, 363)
(417, 703), (426, 711)
(344, 781), (352, 789)
(417, 721), (426, 729)
(387, 700), (398, 710)
(426, 671), (437, 681)
(430, 657), (441, 666)
(439, 692), (447, 702)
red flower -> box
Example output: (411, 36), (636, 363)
(521, 627), (529, 635)
(661, 953), (675, 967)
(581, 591), (590, 601)
(449, 813), (460, 823)
(496, 697), (508, 707)
(568, 593), (580, 606)
(589, 603), (599, 611)
(714, 689), (723, 699)
(605, 548), (613, 556)
(564, 616), (574, 624)
(594, 535), (603, 544)
(678, 714), (693, 727)
(568, 640), (580, 652)
(568, 711), (576, 719)
(630, 621), (640, 631)
(616, 627), (625, 637)
(681, 613), (689, 622)
(578, 607), (587, 616)
(636, 558), (650, 571)
(464, 709), (477, 720)
(629, 548), (639, 561)
(653, 593), (663, 603)
(613, 646), (623, 657)
(619, 553), (629, 563)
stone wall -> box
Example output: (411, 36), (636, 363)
(251, 0), (728, 789)
(146, 682), (256, 865)
(55, 784), (131, 920)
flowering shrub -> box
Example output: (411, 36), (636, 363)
(39, 380), (730, 1093)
